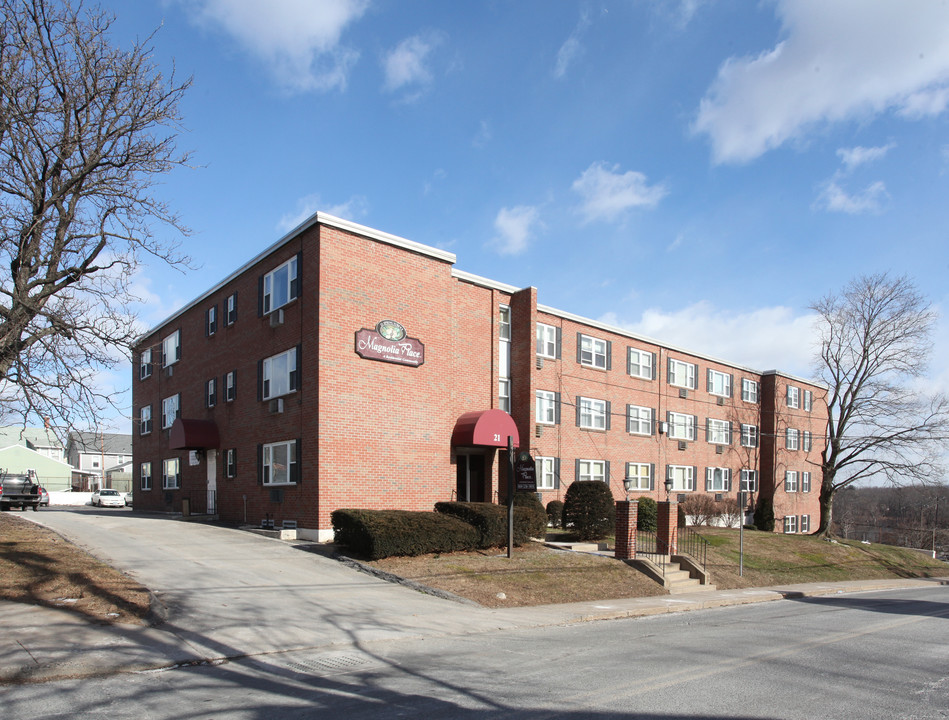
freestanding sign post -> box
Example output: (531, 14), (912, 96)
(507, 436), (515, 558)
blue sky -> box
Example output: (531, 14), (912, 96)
(95, 0), (949, 431)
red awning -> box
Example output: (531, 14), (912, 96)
(169, 419), (220, 450)
(451, 409), (519, 448)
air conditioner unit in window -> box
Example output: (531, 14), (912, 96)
(535, 424), (543, 438)
(281, 520), (297, 530)
(165, 365), (173, 377)
(657, 421), (668, 434)
(716, 396), (724, 406)
(715, 445), (723, 454)
(269, 398), (284, 414)
(269, 308), (284, 328)
(679, 388), (688, 399)
(536, 356), (544, 370)
(677, 441), (688, 451)
(715, 493), (723, 502)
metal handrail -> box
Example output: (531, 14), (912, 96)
(634, 529), (666, 577)
(677, 526), (709, 571)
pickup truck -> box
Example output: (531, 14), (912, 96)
(0, 472), (42, 511)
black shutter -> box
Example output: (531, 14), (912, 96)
(205, 308), (210, 337)
(291, 252), (302, 300)
(553, 458), (560, 489)
(605, 401), (611, 431)
(555, 327), (562, 359)
(258, 275), (264, 317)
(257, 444), (264, 484)
(575, 458), (580, 482)
(294, 438), (302, 484)
(648, 408), (655, 436)
(257, 359), (264, 401)
(649, 463), (655, 491)
(604, 460), (610, 484)
(651, 352), (657, 380)
(705, 418), (711, 443)
(626, 404), (632, 433)
(576, 396), (581, 427)
(554, 392), (561, 424)
(291, 344), (302, 391)
(706, 368), (712, 393)
(705, 468), (710, 492)
(728, 373), (734, 398)
(576, 333), (583, 363)
(605, 341), (612, 370)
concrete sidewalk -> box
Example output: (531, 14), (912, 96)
(3, 564), (946, 684)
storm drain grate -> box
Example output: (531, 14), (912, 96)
(281, 652), (378, 675)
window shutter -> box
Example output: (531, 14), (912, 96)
(555, 327), (562, 359)
(175, 330), (181, 362)
(575, 458), (581, 482)
(690, 365), (697, 390)
(257, 359), (264, 401)
(649, 463), (655, 491)
(291, 252), (302, 300)
(554, 392), (561, 424)
(257, 275), (264, 317)
(648, 408), (655, 436)
(650, 352), (657, 380)
(728, 373), (734, 398)
(576, 333), (583, 363)
(705, 418), (711, 443)
(257, 444), (264, 485)
(294, 438), (302, 484)
(692, 415), (698, 441)
(626, 404), (633, 433)
(667, 357), (674, 384)
(726, 422), (732, 445)
(205, 308), (210, 337)
(230, 292), (238, 324)
(553, 458), (560, 489)
(725, 469), (732, 492)
(705, 467), (711, 492)
(291, 344), (302, 391)
(604, 460), (611, 484)
(692, 466), (698, 491)
(605, 341), (612, 370)
(605, 401), (611, 431)
(706, 368), (712, 392)
(576, 396), (581, 427)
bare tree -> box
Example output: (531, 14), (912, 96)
(812, 273), (949, 536)
(0, 0), (191, 430)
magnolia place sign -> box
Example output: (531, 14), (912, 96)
(354, 321), (424, 367)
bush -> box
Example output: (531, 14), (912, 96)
(680, 494), (720, 526)
(562, 481), (616, 541)
(331, 509), (480, 560)
(513, 492), (547, 539)
(753, 498), (775, 532)
(546, 500), (564, 528)
(636, 496), (657, 532)
(435, 501), (535, 547)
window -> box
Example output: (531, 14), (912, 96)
(741, 378), (759, 403)
(707, 418), (731, 445)
(668, 358), (697, 389)
(140, 462), (151, 491)
(627, 348), (654, 380)
(802, 471), (811, 493)
(536, 390), (559, 425)
(578, 334), (609, 369)
(627, 405), (654, 435)
(802, 430), (812, 452)
(740, 469), (758, 492)
(140, 348), (153, 380)
(625, 462), (652, 492)
(206, 378), (217, 408)
(800, 515), (810, 533)
(536, 323), (559, 358)
(225, 292), (238, 325)
(499, 379), (510, 413)
(668, 412), (696, 441)
(161, 394), (180, 429)
(787, 385), (800, 409)
(162, 330), (180, 367)
(803, 389), (812, 412)
(225, 449), (237, 478)
(667, 465), (695, 492)
(706, 467), (731, 492)
(499, 306), (511, 341)
(262, 439), (298, 485)
(225, 371), (236, 402)
(140, 406), (152, 435)
(578, 397), (608, 430)
(784, 515), (798, 534)
(785, 471), (798, 493)
(707, 369), (732, 398)
(786, 428), (800, 451)
(263, 255), (299, 314)
(535, 456), (558, 490)
(206, 305), (217, 336)
(577, 459), (607, 483)
(262, 348), (299, 400)
(740, 424), (758, 448)
(162, 458), (180, 489)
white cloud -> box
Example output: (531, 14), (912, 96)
(553, 9), (591, 79)
(815, 179), (889, 215)
(180, 0), (369, 92)
(837, 143), (894, 172)
(277, 193), (369, 232)
(571, 162), (668, 224)
(488, 205), (541, 256)
(473, 119), (492, 148)
(693, 0), (949, 164)
(600, 302), (819, 378)
(383, 32), (445, 100)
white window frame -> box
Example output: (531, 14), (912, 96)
(535, 456), (557, 490)
(262, 348), (298, 400)
(740, 424), (758, 448)
(740, 469), (758, 492)
(161, 394), (179, 430)
(787, 385), (800, 409)
(667, 465), (695, 492)
(625, 462), (652, 492)
(263, 440), (297, 486)
(785, 471), (798, 493)
(263, 256), (299, 314)
(536, 323), (557, 358)
(800, 515), (810, 533)
(140, 348), (153, 380)
(786, 428), (800, 451)
(707, 418), (731, 445)
(225, 371), (236, 402)
(140, 406), (152, 436)
(225, 449), (237, 478)
(162, 330), (180, 367)
(207, 305), (217, 335)
(225, 293), (237, 325)
(706, 467), (731, 492)
(741, 378), (759, 403)
(579, 397), (607, 430)
(803, 389), (813, 412)
(140, 462), (152, 491)
(707, 369), (731, 398)
(536, 390), (557, 425)
(206, 378), (217, 408)
(802, 430), (812, 452)
(784, 515), (798, 534)
(627, 348), (653, 380)
(579, 334), (608, 369)
(668, 412), (696, 441)
(627, 405), (653, 435)
(162, 458), (180, 490)
(802, 471), (811, 493)
(577, 459), (606, 483)
(668, 358), (697, 389)
(499, 378), (510, 413)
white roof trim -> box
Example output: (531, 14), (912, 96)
(318, 213), (456, 263)
(450, 269), (519, 293)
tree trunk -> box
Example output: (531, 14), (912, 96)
(816, 469), (836, 537)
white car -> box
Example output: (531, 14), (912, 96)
(91, 489), (126, 508)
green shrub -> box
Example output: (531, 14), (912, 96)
(513, 492), (547, 538)
(331, 509), (479, 560)
(435, 501), (536, 547)
(562, 481), (616, 541)
(753, 498), (775, 532)
(546, 500), (564, 528)
(636, 496), (658, 532)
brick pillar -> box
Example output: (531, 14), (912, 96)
(614, 500), (638, 560)
(657, 501), (678, 556)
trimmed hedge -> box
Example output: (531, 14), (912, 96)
(562, 480), (616, 541)
(513, 492), (548, 539)
(331, 509), (479, 560)
(435, 501), (535, 547)
(636, 496), (658, 532)
(546, 500), (564, 528)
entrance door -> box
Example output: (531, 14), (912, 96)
(206, 449), (217, 515)
(456, 454), (485, 502)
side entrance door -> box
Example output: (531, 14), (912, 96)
(456, 453), (485, 502)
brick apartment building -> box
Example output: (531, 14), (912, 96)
(132, 213), (825, 540)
